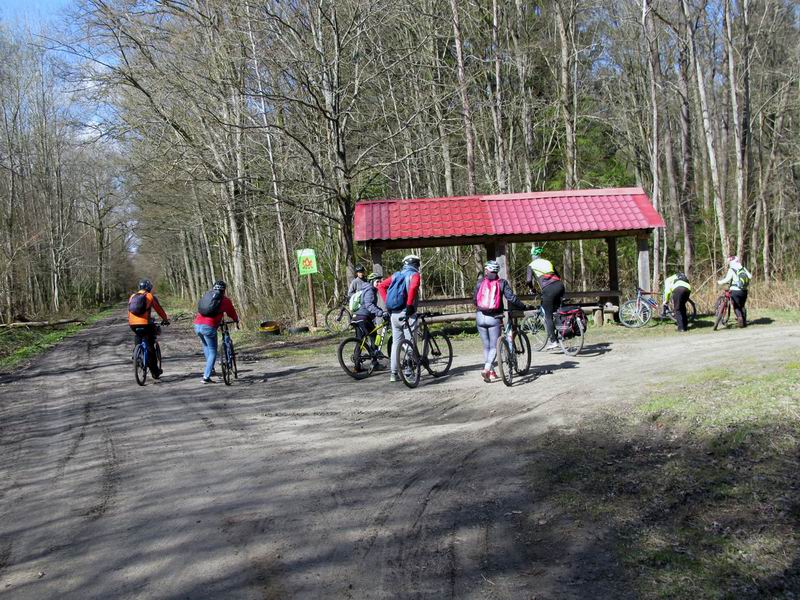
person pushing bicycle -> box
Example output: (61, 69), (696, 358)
(352, 272), (388, 370)
(526, 246), (565, 350)
(193, 281), (239, 384)
(663, 272), (692, 332)
(718, 255), (751, 327)
(378, 254), (422, 383)
(128, 279), (170, 379)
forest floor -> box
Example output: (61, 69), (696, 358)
(1, 310), (799, 599)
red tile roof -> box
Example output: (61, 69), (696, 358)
(354, 187), (663, 243)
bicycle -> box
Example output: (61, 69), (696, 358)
(337, 319), (393, 380)
(619, 287), (696, 328)
(495, 312), (532, 387)
(554, 305), (587, 356)
(324, 303), (352, 335)
(395, 312), (454, 389)
(133, 320), (166, 386)
(219, 319), (239, 385)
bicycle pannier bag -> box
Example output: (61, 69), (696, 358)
(476, 277), (502, 311)
(198, 289), (223, 317)
(385, 272), (409, 311)
(736, 268), (750, 290)
(349, 289), (364, 312)
(128, 292), (149, 317)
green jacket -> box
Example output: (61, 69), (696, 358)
(663, 275), (691, 304)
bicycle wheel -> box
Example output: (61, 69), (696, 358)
(521, 312), (548, 351)
(337, 337), (373, 380)
(713, 296), (730, 331)
(397, 339), (421, 388)
(155, 343), (162, 372)
(133, 345), (147, 386)
(221, 341), (232, 385)
(559, 317), (585, 356)
(496, 337), (514, 387)
(515, 331), (532, 376)
(325, 306), (351, 335)
(619, 300), (651, 328)
(232, 349), (238, 379)
(423, 332), (453, 377)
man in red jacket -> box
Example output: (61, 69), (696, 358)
(377, 255), (421, 382)
(193, 281), (239, 384)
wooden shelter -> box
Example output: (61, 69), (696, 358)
(354, 187), (664, 320)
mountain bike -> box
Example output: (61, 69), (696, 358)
(324, 303), (352, 335)
(713, 288), (745, 331)
(396, 312), (454, 389)
(495, 312), (532, 386)
(520, 303), (549, 351)
(554, 306), (587, 356)
(337, 319), (393, 380)
(619, 287), (696, 328)
(219, 319), (239, 385)
(133, 320), (166, 386)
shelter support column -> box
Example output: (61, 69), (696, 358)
(637, 234), (651, 292)
(484, 242), (508, 280)
(370, 246), (384, 277)
(606, 237), (619, 293)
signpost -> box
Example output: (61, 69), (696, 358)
(296, 249), (318, 327)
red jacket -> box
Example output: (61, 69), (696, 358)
(377, 271), (421, 310)
(193, 296), (239, 328)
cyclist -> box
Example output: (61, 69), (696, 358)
(347, 264), (370, 298)
(378, 254), (421, 382)
(526, 246), (564, 350)
(128, 279), (170, 379)
(663, 272), (692, 332)
(193, 280), (239, 384)
(474, 260), (527, 383)
(352, 272), (389, 370)
(718, 255), (752, 327)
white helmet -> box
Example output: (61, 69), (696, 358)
(403, 254), (421, 268)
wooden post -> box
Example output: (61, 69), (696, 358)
(495, 242), (508, 280)
(307, 274), (317, 328)
(606, 237), (619, 292)
(637, 234), (651, 292)
(485, 242), (496, 261)
(370, 245), (384, 277)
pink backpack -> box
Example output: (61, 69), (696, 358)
(476, 278), (502, 311)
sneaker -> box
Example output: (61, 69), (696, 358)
(481, 370), (491, 383)
(545, 341), (559, 350)
(202, 377), (216, 384)
(488, 370), (500, 382)
(389, 373), (398, 383)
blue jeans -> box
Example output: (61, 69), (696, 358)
(194, 324), (218, 379)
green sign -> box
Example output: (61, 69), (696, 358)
(297, 248), (318, 275)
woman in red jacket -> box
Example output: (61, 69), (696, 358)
(193, 281), (239, 384)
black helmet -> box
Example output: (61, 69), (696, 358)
(675, 272), (688, 282)
(213, 280), (227, 291)
(354, 264), (366, 274)
(138, 279), (153, 292)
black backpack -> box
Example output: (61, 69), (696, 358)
(128, 292), (149, 317)
(197, 289), (223, 317)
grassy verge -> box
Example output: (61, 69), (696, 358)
(0, 307), (116, 372)
(529, 355), (800, 598)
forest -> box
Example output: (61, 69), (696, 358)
(0, 0), (797, 322)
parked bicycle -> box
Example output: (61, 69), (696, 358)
(324, 303), (352, 335)
(496, 312), (532, 386)
(620, 287), (696, 328)
(395, 312), (454, 388)
(219, 319), (239, 385)
(133, 319), (166, 386)
(337, 319), (393, 380)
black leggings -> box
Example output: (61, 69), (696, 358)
(731, 290), (748, 326)
(540, 281), (565, 342)
(131, 323), (160, 375)
(671, 287), (691, 332)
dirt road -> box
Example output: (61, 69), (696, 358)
(1, 314), (798, 599)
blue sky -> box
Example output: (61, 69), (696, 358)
(0, 0), (69, 24)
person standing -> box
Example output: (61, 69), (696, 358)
(474, 261), (527, 382)
(348, 264), (370, 298)
(526, 246), (565, 350)
(378, 255), (421, 382)
(663, 272), (692, 332)
(718, 256), (752, 327)
(128, 279), (170, 379)
(193, 281), (239, 384)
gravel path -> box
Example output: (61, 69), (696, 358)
(1, 313), (797, 599)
